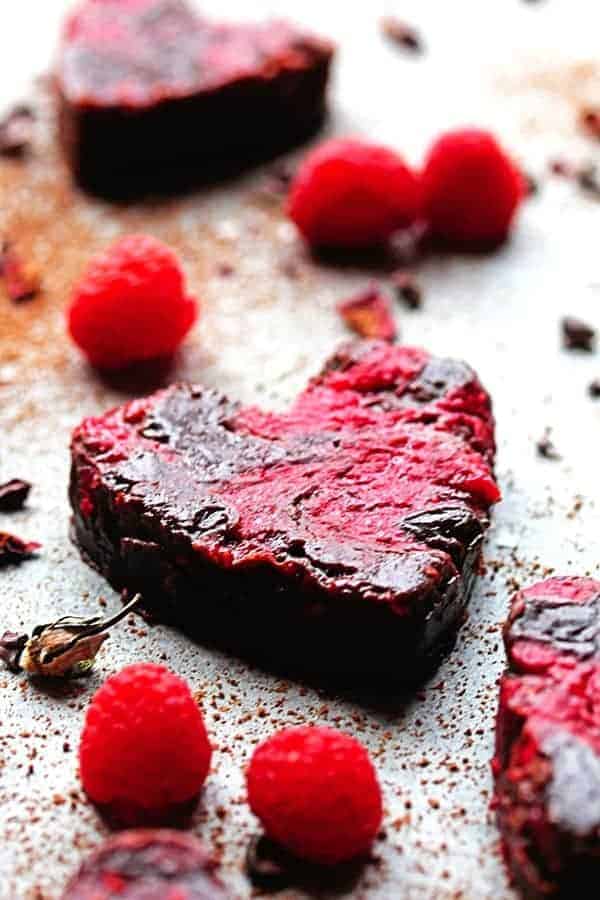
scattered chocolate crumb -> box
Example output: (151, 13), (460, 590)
(524, 173), (539, 196)
(215, 262), (234, 277)
(536, 429), (561, 461)
(580, 108), (600, 140)
(0, 479), (31, 512)
(0, 532), (40, 567)
(63, 741), (71, 753)
(561, 316), (596, 352)
(391, 270), (422, 309)
(576, 163), (600, 199)
(380, 17), (423, 53)
(548, 159), (573, 178)
(0, 104), (35, 157)
(0, 242), (41, 303)
(588, 378), (600, 398)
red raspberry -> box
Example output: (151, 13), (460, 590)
(287, 138), (420, 248)
(421, 128), (524, 246)
(79, 663), (212, 827)
(68, 234), (198, 370)
(246, 726), (383, 865)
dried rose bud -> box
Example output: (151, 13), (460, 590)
(0, 593), (141, 678)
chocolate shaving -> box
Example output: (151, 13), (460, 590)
(536, 429), (561, 461)
(0, 105), (35, 157)
(0, 532), (40, 566)
(0, 242), (41, 303)
(561, 316), (596, 352)
(380, 17), (423, 53)
(391, 270), (422, 309)
(0, 479), (31, 512)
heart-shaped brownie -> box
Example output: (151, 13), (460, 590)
(494, 577), (600, 898)
(57, 0), (334, 197)
(70, 340), (499, 682)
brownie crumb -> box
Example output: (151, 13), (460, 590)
(0, 479), (31, 512)
(536, 429), (561, 461)
(576, 163), (600, 199)
(0, 242), (41, 303)
(588, 378), (600, 398)
(580, 108), (600, 140)
(561, 316), (596, 352)
(380, 17), (423, 53)
(391, 270), (422, 309)
(0, 104), (35, 157)
(524, 173), (539, 196)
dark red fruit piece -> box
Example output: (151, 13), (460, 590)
(79, 663), (212, 827)
(287, 138), (420, 248)
(337, 286), (397, 341)
(0, 532), (40, 566)
(247, 726), (382, 865)
(61, 829), (228, 898)
(67, 234), (198, 370)
(69, 340), (499, 683)
(493, 577), (600, 898)
(421, 128), (524, 246)
(0, 479), (31, 512)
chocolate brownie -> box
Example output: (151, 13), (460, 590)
(61, 830), (228, 899)
(493, 577), (600, 898)
(57, 0), (334, 198)
(69, 340), (499, 683)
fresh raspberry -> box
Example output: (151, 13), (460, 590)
(68, 234), (198, 370)
(287, 138), (420, 248)
(246, 726), (383, 865)
(79, 663), (212, 827)
(421, 128), (524, 246)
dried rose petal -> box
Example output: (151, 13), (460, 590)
(391, 270), (422, 309)
(337, 286), (397, 342)
(0, 532), (40, 566)
(0, 479), (31, 512)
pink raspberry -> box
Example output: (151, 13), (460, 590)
(287, 138), (420, 247)
(246, 726), (383, 865)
